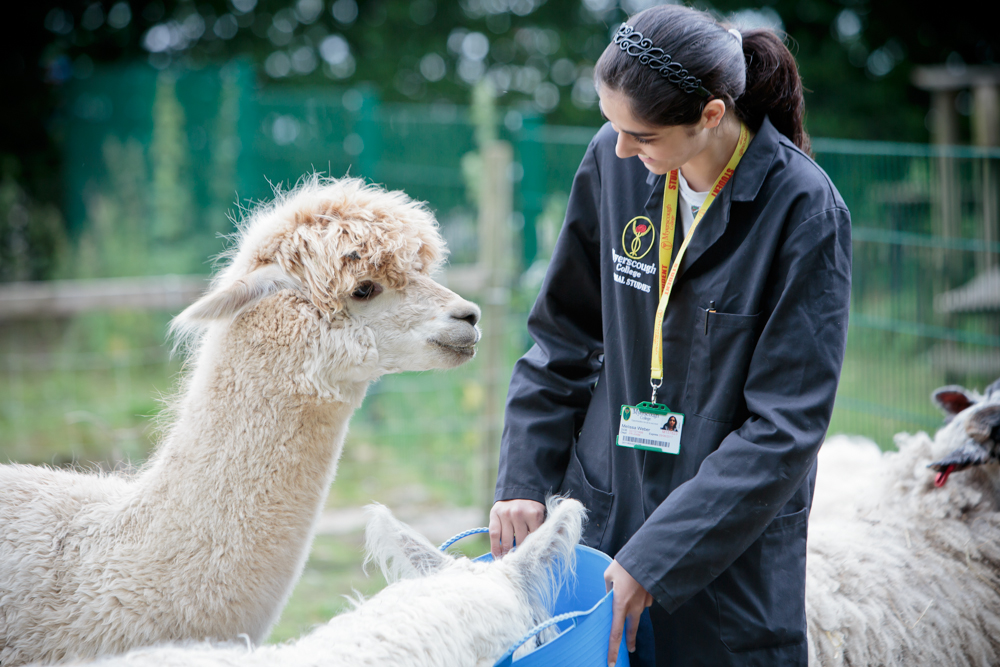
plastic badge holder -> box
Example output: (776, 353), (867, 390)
(439, 529), (630, 667)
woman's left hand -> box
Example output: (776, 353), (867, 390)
(604, 559), (653, 667)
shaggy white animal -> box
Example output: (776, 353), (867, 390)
(808, 380), (1000, 666)
(0, 177), (481, 666)
(48, 498), (586, 667)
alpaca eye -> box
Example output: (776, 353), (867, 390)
(351, 281), (383, 301)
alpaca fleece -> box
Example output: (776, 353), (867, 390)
(43, 498), (586, 667)
(0, 176), (481, 665)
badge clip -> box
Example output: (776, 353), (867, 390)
(649, 379), (663, 407)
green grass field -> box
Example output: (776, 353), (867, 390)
(2, 308), (996, 644)
(267, 532), (490, 644)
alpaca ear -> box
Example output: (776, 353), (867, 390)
(363, 503), (450, 583)
(986, 378), (1000, 400)
(933, 385), (977, 418)
(504, 497), (585, 602)
(175, 265), (297, 325)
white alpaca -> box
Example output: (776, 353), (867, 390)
(808, 380), (1000, 666)
(0, 177), (481, 666)
(48, 498), (586, 667)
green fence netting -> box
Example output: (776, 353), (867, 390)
(2, 61), (998, 481)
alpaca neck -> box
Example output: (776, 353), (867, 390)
(131, 326), (368, 635)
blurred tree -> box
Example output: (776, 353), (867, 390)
(0, 158), (68, 282)
(208, 65), (240, 237)
(150, 72), (192, 243)
(74, 136), (150, 278)
(0, 0), (995, 280)
(10, 0), (996, 142)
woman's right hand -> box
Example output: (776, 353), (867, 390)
(489, 499), (546, 559)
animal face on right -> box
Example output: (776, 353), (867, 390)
(928, 378), (1000, 485)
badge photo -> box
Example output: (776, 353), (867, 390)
(617, 403), (684, 455)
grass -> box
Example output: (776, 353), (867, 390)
(267, 533), (490, 644)
(3, 308), (997, 645)
(265, 533), (385, 644)
(828, 330), (997, 450)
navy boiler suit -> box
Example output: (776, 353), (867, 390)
(495, 117), (851, 666)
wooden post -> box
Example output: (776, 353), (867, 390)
(478, 141), (513, 514)
(933, 91), (962, 291)
(913, 65), (1000, 283)
(973, 83), (1000, 147)
(930, 90), (961, 285)
(974, 82), (999, 271)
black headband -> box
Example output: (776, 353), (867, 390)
(612, 23), (712, 98)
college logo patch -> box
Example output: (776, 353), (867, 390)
(621, 216), (655, 260)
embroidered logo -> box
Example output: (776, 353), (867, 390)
(621, 216), (655, 260)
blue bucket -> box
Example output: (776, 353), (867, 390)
(439, 529), (630, 667)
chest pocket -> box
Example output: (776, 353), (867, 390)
(683, 309), (760, 422)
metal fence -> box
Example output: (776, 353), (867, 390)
(814, 139), (1000, 444)
(2, 62), (999, 494)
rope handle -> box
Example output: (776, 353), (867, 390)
(438, 526), (489, 551)
(495, 609), (591, 664)
(439, 527), (518, 552)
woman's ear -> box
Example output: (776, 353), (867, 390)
(701, 99), (727, 130)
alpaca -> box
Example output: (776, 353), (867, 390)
(807, 379), (1000, 666)
(0, 177), (482, 666)
(46, 498), (586, 667)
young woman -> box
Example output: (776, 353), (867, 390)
(489, 5), (851, 667)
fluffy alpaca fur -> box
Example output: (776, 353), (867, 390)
(48, 498), (586, 667)
(807, 381), (1000, 666)
(0, 176), (481, 666)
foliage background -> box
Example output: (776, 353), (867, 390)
(2, 0), (997, 267)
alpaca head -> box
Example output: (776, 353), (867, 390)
(928, 378), (1000, 486)
(358, 498), (585, 664)
(171, 176), (481, 394)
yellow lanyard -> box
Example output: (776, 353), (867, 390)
(649, 121), (750, 404)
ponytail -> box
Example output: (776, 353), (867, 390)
(595, 5), (810, 155)
(736, 30), (810, 155)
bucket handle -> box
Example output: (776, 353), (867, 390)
(495, 609), (592, 664)
(439, 527), (517, 552)
(438, 526), (489, 551)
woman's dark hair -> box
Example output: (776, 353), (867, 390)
(596, 5), (810, 154)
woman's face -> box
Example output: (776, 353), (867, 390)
(597, 86), (716, 175)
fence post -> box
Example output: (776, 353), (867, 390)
(478, 141), (514, 515)
(974, 82), (999, 272)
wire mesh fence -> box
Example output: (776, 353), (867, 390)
(2, 62), (999, 496)
(814, 138), (1000, 444)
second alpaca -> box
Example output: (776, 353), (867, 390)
(58, 498), (586, 667)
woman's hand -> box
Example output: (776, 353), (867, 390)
(489, 499), (545, 558)
(604, 559), (653, 667)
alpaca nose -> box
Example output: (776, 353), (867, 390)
(451, 301), (481, 327)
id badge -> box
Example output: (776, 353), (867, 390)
(616, 402), (684, 455)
